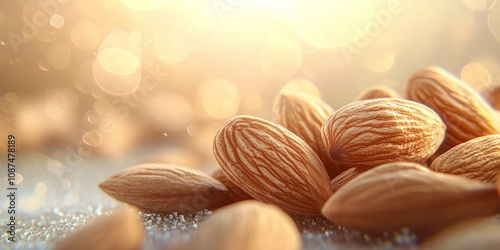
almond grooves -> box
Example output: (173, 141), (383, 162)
(355, 84), (399, 100)
(272, 93), (343, 178)
(406, 67), (500, 152)
(213, 115), (333, 215)
(321, 98), (446, 169)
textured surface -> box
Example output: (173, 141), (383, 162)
(210, 168), (252, 205)
(272, 93), (342, 178)
(406, 67), (500, 151)
(213, 115), (332, 215)
(331, 168), (365, 192)
(188, 201), (301, 250)
(430, 134), (500, 183)
(321, 98), (446, 169)
(322, 162), (500, 233)
(99, 164), (228, 213)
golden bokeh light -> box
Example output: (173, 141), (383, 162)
(49, 14), (64, 29)
(153, 33), (190, 65)
(120, 0), (167, 12)
(462, 0), (498, 11)
(363, 48), (396, 74)
(71, 20), (102, 51)
(93, 57), (142, 96)
(261, 35), (303, 77)
(45, 43), (71, 70)
(142, 91), (195, 131)
(278, 78), (321, 98)
(488, 2), (500, 43)
(97, 48), (140, 75)
(461, 62), (492, 90)
(200, 79), (240, 119)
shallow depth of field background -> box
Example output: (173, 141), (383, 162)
(0, 0), (500, 214)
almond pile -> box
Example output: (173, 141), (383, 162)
(61, 66), (500, 249)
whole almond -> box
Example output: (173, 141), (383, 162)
(188, 200), (301, 250)
(355, 84), (399, 101)
(55, 207), (143, 250)
(430, 134), (500, 183)
(272, 93), (343, 178)
(406, 67), (500, 152)
(422, 216), (500, 250)
(331, 168), (365, 192)
(213, 115), (333, 215)
(99, 163), (228, 214)
(321, 98), (446, 169)
(321, 162), (500, 233)
(211, 168), (252, 206)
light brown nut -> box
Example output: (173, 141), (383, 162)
(355, 85), (400, 101)
(272, 93), (342, 178)
(422, 216), (500, 250)
(331, 168), (365, 192)
(213, 115), (333, 215)
(188, 200), (301, 250)
(321, 98), (445, 169)
(321, 162), (500, 233)
(99, 163), (228, 214)
(430, 134), (500, 183)
(406, 67), (500, 152)
(211, 168), (252, 207)
(55, 207), (144, 250)
(483, 85), (500, 110)
(496, 172), (500, 196)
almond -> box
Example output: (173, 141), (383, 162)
(331, 168), (365, 192)
(99, 163), (228, 214)
(272, 93), (343, 178)
(406, 67), (500, 152)
(483, 85), (500, 110)
(321, 98), (445, 169)
(188, 200), (301, 250)
(55, 207), (143, 250)
(496, 172), (500, 196)
(430, 134), (500, 183)
(213, 115), (333, 215)
(211, 168), (252, 206)
(422, 216), (500, 250)
(355, 84), (399, 101)
(321, 162), (500, 233)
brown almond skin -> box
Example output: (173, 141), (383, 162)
(331, 168), (365, 192)
(272, 93), (343, 178)
(188, 200), (301, 250)
(406, 67), (500, 152)
(55, 207), (143, 250)
(211, 168), (252, 207)
(422, 216), (500, 250)
(99, 163), (228, 214)
(213, 115), (333, 215)
(430, 134), (500, 183)
(321, 162), (500, 233)
(355, 85), (399, 101)
(321, 98), (446, 169)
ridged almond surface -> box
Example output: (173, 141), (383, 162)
(321, 98), (446, 169)
(355, 85), (399, 101)
(430, 134), (500, 183)
(188, 200), (301, 250)
(55, 207), (143, 250)
(99, 163), (228, 214)
(322, 162), (500, 233)
(406, 67), (500, 151)
(331, 168), (365, 192)
(272, 93), (342, 178)
(211, 168), (252, 207)
(213, 115), (333, 215)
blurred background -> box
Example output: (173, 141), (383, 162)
(0, 0), (500, 214)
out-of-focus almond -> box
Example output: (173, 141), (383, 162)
(321, 162), (500, 233)
(188, 200), (301, 250)
(211, 168), (252, 207)
(55, 207), (143, 250)
(430, 134), (500, 183)
(273, 93), (342, 178)
(355, 85), (399, 101)
(213, 115), (333, 215)
(331, 168), (365, 192)
(422, 216), (500, 250)
(406, 67), (500, 152)
(321, 98), (445, 169)
(99, 163), (228, 214)
(483, 85), (500, 110)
